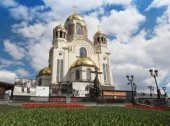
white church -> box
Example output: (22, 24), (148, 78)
(36, 12), (114, 97)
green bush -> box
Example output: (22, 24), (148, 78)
(0, 105), (169, 126)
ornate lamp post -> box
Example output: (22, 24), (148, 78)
(162, 87), (166, 97)
(149, 69), (161, 99)
(126, 75), (136, 104)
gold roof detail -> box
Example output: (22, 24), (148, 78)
(38, 67), (51, 76)
(70, 57), (97, 68)
(94, 31), (106, 37)
(53, 24), (66, 31)
(66, 13), (84, 22)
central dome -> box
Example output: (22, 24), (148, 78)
(66, 13), (84, 22)
(71, 57), (97, 68)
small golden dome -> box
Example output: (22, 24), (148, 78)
(66, 13), (84, 22)
(38, 67), (51, 76)
(70, 57), (97, 68)
(94, 31), (106, 37)
(53, 24), (66, 31)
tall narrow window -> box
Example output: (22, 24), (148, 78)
(57, 59), (64, 82)
(87, 68), (91, 81)
(76, 70), (80, 80)
(76, 23), (81, 35)
(80, 47), (87, 57)
(106, 64), (109, 84)
(60, 31), (62, 38)
(97, 37), (100, 42)
(57, 59), (60, 81)
(103, 64), (106, 83)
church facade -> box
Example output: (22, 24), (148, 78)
(36, 13), (114, 97)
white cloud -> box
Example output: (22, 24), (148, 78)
(15, 68), (30, 77)
(9, 5), (29, 20)
(101, 7), (145, 42)
(25, 22), (56, 71)
(4, 39), (25, 60)
(0, 0), (18, 8)
(12, 22), (46, 39)
(0, 70), (16, 83)
(43, 0), (132, 12)
(166, 83), (170, 88)
(0, 58), (24, 69)
(147, 0), (170, 10)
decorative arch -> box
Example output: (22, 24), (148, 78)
(71, 40), (95, 55)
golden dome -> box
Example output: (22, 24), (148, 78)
(66, 13), (84, 22)
(94, 31), (106, 37)
(38, 67), (51, 76)
(70, 57), (97, 68)
(54, 24), (66, 31)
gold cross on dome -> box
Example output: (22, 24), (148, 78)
(72, 6), (78, 14)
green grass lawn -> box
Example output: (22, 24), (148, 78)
(0, 105), (170, 126)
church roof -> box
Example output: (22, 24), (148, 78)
(70, 57), (97, 68)
(38, 67), (51, 76)
(66, 13), (84, 22)
(94, 31), (106, 37)
(54, 24), (66, 31)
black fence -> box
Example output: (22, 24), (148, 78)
(138, 98), (170, 106)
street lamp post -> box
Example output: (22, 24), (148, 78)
(149, 69), (161, 99)
(126, 75), (136, 104)
(162, 87), (166, 97)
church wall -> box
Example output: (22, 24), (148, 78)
(40, 75), (51, 87)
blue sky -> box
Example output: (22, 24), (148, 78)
(0, 0), (170, 93)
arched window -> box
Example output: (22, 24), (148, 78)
(80, 47), (87, 57)
(76, 23), (82, 35)
(60, 31), (62, 38)
(76, 70), (80, 80)
(86, 68), (91, 81)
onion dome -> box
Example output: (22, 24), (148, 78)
(65, 13), (87, 38)
(38, 67), (51, 76)
(66, 13), (84, 22)
(54, 24), (66, 32)
(70, 57), (97, 68)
